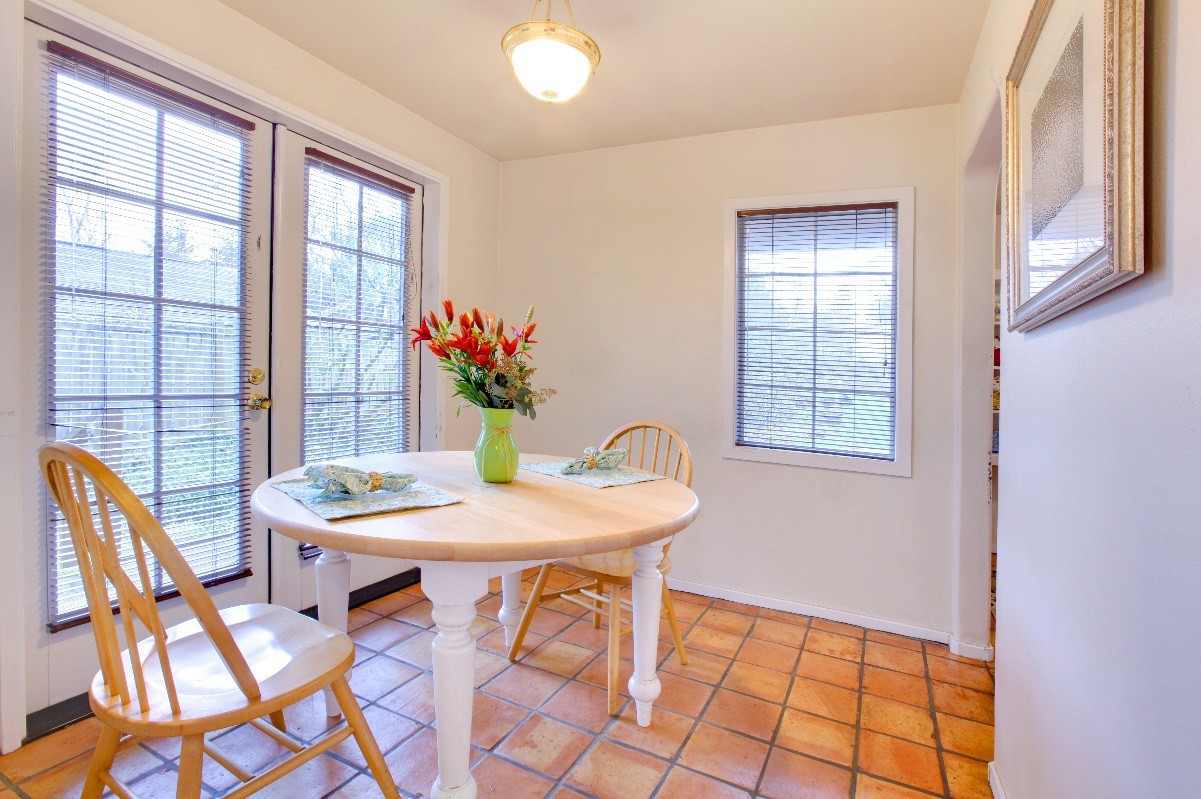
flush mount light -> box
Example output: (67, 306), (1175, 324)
(502, 0), (600, 103)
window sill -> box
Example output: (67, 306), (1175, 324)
(723, 444), (912, 478)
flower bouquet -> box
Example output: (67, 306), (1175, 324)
(410, 300), (554, 482)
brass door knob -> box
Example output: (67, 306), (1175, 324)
(248, 393), (272, 411)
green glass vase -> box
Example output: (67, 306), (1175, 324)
(474, 407), (518, 483)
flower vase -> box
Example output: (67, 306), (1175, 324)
(474, 407), (518, 483)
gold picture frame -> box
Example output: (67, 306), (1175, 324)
(1004, 0), (1144, 331)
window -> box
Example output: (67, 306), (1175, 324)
(40, 42), (262, 628)
(725, 189), (913, 477)
(301, 149), (420, 463)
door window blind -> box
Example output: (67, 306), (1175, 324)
(302, 149), (420, 465)
(735, 203), (898, 461)
(40, 42), (258, 629)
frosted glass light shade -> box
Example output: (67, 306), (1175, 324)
(502, 20), (600, 104)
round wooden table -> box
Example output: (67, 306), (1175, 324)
(251, 451), (699, 799)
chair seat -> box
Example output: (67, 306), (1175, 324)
(91, 603), (354, 735)
(560, 548), (672, 579)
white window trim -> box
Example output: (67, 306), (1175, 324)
(721, 186), (915, 478)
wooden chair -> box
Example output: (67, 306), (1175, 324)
(39, 443), (400, 799)
(507, 421), (694, 713)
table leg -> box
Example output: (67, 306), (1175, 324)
(498, 571), (523, 647)
(316, 548), (351, 717)
(420, 563), (489, 799)
(628, 541), (666, 727)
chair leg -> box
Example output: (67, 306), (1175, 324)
(662, 583), (689, 666)
(177, 734), (204, 799)
(269, 709), (287, 732)
(82, 726), (120, 799)
(332, 675), (401, 799)
(507, 564), (552, 661)
(593, 578), (605, 629)
(606, 582), (622, 715)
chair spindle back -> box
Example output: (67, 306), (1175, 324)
(601, 420), (693, 487)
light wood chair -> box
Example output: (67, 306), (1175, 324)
(39, 442), (400, 799)
(507, 421), (694, 714)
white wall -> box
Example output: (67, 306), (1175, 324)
(960, 1), (1201, 796)
(497, 105), (963, 637)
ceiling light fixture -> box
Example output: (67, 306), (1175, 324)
(502, 0), (600, 104)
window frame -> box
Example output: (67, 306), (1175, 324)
(721, 187), (914, 478)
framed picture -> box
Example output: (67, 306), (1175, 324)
(1003, 0), (1144, 331)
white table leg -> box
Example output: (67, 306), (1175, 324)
(628, 541), (666, 727)
(420, 563), (489, 799)
(316, 548), (351, 717)
(498, 571), (523, 647)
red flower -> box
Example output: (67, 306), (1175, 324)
(499, 334), (518, 357)
(458, 312), (473, 332)
(521, 322), (538, 344)
(428, 341), (448, 359)
(426, 310), (440, 330)
(472, 307), (486, 330)
(409, 318), (432, 349)
(442, 298), (455, 323)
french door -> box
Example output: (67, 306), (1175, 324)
(21, 25), (273, 708)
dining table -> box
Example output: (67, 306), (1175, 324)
(250, 450), (700, 799)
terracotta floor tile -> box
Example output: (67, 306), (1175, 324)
(348, 606), (382, 631)
(752, 618), (808, 647)
(656, 671), (716, 717)
(863, 665), (930, 707)
(758, 607), (810, 626)
(759, 746), (852, 799)
(661, 649), (733, 685)
(332, 704), (420, 767)
(787, 676), (859, 725)
(669, 589), (712, 607)
(924, 642), (987, 665)
(932, 682), (995, 724)
(362, 589), (421, 616)
(699, 608), (756, 636)
(349, 654), (422, 701)
(866, 630), (925, 652)
(125, 764), (215, 799)
(658, 765), (752, 798)
(806, 630), (865, 662)
(678, 723), (769, 791)
(253, 753), (357, 797)
(351, 617), (420, 651)
(470, 616), (501, 639)
(855, 774), (941, 798)
(497, 714), (592, 778)
(577, 652), (632, 698)
(928, 657), (994, 693)
(392, 599), (434, 628)
(461, 692), (528, 749)
(551, 788), (590, 799)
(474, 650), (513, 687)
(479, 625), (546, 658)
(383, 629), (435, 669)
(384, 728), (483, 797)
(775, 709), (855, 766)
(473, 755), (555, 798)
(811, 618), (865, 639)
(702, 688), (783, 740)
(558, 619), (611, 650)
(17, 742), (161, 799)
(860, 694), (936, 746)
(796, 650), (861, 690)
(541, 680), (614, 733)
(566, 739), (668, 799)
(210, 720), (294, 774)
(723, 661), (791, 703)
(528, 608), (576, 638)
(522, 639), (595, 677)
(943, 752), (994, 799)
(936, 713), (995, 761)
(687, 625), (747, 658)
(736, 638), (800, 673)
(0, 716), (102, 782)
(484, 663), (568, 708)
(281, 691), (343, 740)
(607, 703), (694, 758)
(667, 599), (709, 624)
(857, 730), (944, 795)
(377, 672), (436, 723)
(864, 642), (927, 677)
(711, 597), (756, 614)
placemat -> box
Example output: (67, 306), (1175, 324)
(520, 460), (667, 489)
(272, 479), (462, 521)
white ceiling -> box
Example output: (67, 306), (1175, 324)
(218, 0), (990, 161)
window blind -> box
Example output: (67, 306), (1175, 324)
(40, 41), (258, 629)
(735, 203), (898, 461)
(301, 149), (420, 466)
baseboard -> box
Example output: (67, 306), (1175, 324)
(989, 761), (1007, 799)
(24, 567), (422, 744)
(950, 636), (995, 662)
(666, 577), (951, 644)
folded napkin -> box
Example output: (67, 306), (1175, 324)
(304, 463), (416, 496)
(561, 447), (627, 475)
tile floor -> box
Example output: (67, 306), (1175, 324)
(0, 572), (995, 798)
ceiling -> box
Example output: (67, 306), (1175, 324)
(218, 0), (990, 161)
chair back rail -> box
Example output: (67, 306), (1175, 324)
(601, 420), (693, 487)
(40, 442), (261, 717)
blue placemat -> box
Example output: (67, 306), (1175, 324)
(520, 460), (667, 489)
(272, 479), (462, 521)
